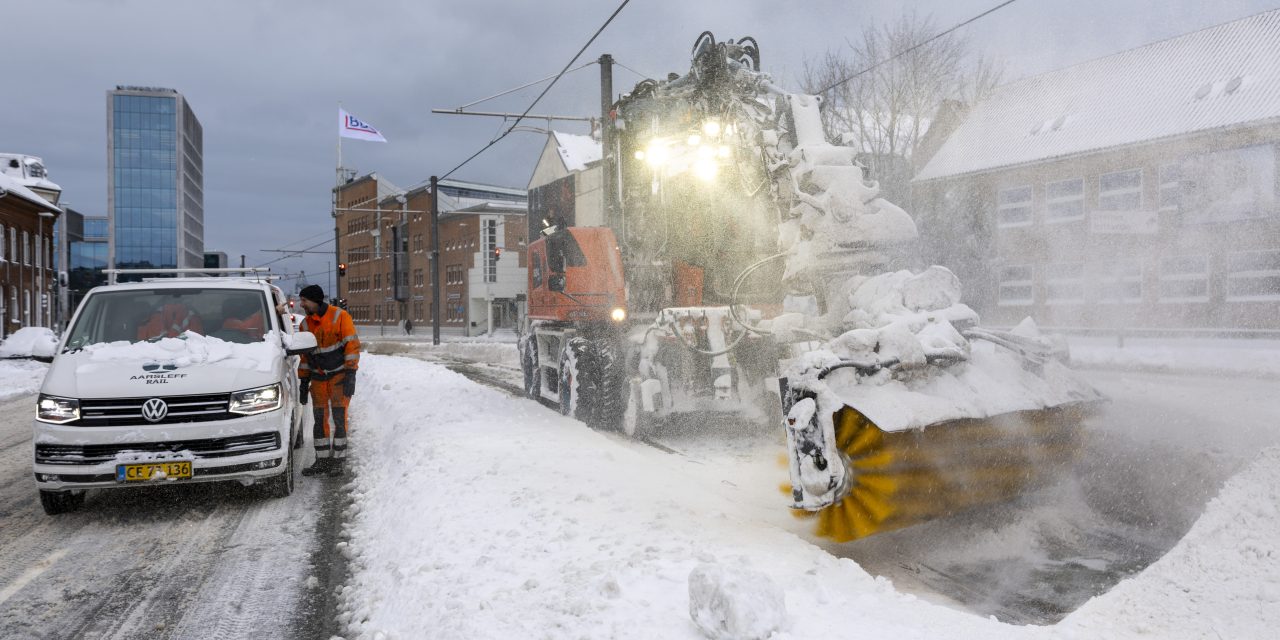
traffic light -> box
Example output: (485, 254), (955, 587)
(493, 247), (502, 260)
(337, 262), (347, 277)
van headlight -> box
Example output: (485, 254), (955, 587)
(229, 383), (282, 415)
(37, 395), (80, 424)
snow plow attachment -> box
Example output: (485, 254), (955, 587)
(779, 359), (1101, 543)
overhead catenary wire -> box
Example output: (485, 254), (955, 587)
(450, 61), (599, 111)
(439, 0), (632, 181)
(817, 0), (1020, 94)
(613, 59), (655, 81)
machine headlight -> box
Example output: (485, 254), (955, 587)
(37, 395), (80, 424)
(693, 158), (719, 181)
(229, 383), (282, 415)
(702, 120), (721, 137)
(610, 307), (628, 323)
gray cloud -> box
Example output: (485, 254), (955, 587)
(4, 0), (1274, 291)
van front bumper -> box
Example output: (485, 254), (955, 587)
(32, 410), (290, 491)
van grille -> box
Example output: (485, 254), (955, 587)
(75, 393), (232, 426)
(35, 432), (280, 466)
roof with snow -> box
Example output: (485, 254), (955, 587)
(0, 172), (62, 214)
(915, 9), (1280, 182)
(551, 131), (601, 172)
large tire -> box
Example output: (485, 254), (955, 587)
(520, 331), (541, 400)
(590, 337), (627, 432)
(39, 490), (84, 515)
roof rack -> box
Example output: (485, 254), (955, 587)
(104, 267), (271, 285)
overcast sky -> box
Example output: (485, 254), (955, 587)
(5, 0), (1277, 293)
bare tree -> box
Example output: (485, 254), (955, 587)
(802, 12), (1002, 203)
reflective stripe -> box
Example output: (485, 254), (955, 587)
(315, 438), (331, 448)
(299, 363), (312, 371)
(313, 335), (355, 353)
(333, 438), (348, 448)
(343, 354), (359, 361)
(314, 449), (332, 459)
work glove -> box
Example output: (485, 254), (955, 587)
(343, 370), (357, 397)
(299, 378), (310, 405)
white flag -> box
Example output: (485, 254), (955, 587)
(339, 108), (387, 142)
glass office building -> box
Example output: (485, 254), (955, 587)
(69, 216), (108, 310)
(107, 86), (204, 277)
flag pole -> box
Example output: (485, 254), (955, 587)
(333, 103), (343, 299)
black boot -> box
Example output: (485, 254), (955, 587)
(301, 458), (331, 476)
(326, 460), (345, 478)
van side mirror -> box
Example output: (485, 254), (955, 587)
(548, 273), (566, 293)
(284, 331), (318, 356)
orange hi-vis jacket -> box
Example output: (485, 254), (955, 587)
(298, 304), (360, 380)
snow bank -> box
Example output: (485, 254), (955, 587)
(0, 359), (47, 402)
(78, 331), (278, 372)
(338, 355), (1041, 639)
(0, 327), (58, 359)
(1062, 446), (1280, 639)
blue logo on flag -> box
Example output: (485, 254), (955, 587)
(345, 116), (377, 134)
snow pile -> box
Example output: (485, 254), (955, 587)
(0, 327), (59, 359)
(1062, 446), (1280, 638)
(688, 564), (786, 640)
(785, 268), (1099, 432)
(78, 331), (278, 372)
(0, 359), (47, 402)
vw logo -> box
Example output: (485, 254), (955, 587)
(141, 398), (169, 423)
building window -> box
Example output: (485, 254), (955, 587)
(1159, 255), (1210, 303)
(0, 225), (5, 262)
(23, 290), (30, 324)
(1225, 250), (1280, 302)
(1045, 178), (1084, 222)
(1045, 263), (1085, 304)
(1098, 169), (1142, 211)
(1093, 260), (1143, 304)
(484, 219), (498, 283)
(1179, 144), (1277, 225)
(374, 273), (381, 290)
(1159, 163), (1182, 213)
(997, 265), (1034, 306)
(997, 186), (1033, 228)
(22, 231), (30, 265)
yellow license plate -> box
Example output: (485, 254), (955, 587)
(116, 462), (193, 482)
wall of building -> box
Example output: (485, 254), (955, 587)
(914, 123), (1280, 331)
(0, 199), (57, 336)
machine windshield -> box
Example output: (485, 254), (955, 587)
(64, 288), (272, 350)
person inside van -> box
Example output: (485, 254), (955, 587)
(137, 302), (204, 341)
(220, 298), (265, 341)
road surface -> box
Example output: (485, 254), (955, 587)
(0, 393), (342, 640)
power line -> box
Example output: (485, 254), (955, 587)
(439, 0), (632, 181)
(818, 0), (1020, 95)
(259, 236), (335, 266)
(614, 59), (655, 81)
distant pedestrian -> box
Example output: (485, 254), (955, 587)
(404, 318), (413, 336)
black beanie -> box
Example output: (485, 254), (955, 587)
(299, 284), (325, 304)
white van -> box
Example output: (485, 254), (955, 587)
(31, 276), (317, 514)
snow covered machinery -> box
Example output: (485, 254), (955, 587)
(523, 32), (1104, 541)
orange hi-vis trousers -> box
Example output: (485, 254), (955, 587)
(310, 371), (350, 459)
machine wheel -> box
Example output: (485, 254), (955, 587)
(520, 331), (541, 400)
(589, 338), (627, 432)
(39, 490), (84, 515)
(261, 446), (295, 499)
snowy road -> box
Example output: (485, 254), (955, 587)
(387, 340), (1280, 628)
(0, 392), (340, 640)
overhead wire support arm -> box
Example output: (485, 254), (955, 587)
(437, 0), (632, 181)
(430, 109), (593, 122)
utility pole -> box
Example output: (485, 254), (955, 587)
(599, 53), (616, 228)
(430, 175), (441, 346)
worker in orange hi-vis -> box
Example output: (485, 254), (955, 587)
(296, 285), (360, 478)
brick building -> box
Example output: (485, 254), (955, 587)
(0, 154), (62, 336)
(913, 10), (1280, 332)
(334, 174), (526, 335)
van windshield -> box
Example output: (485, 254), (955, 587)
(64, 288), (272, 350)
